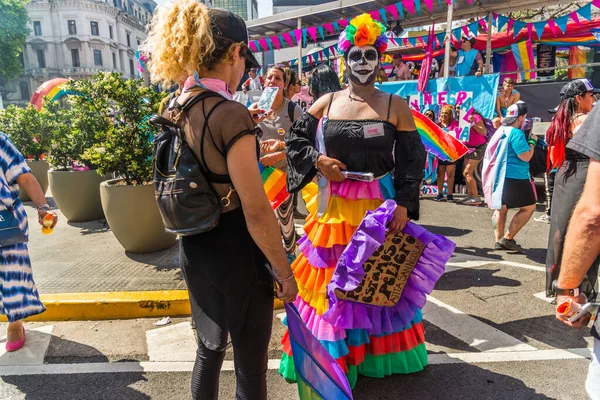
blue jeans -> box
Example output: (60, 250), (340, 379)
(588, 337), (600, 400)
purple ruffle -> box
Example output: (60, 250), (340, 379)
(323, 200), (456, 336)
(297, 235), (346, 269)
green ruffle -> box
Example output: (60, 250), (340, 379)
(279, 352), (297, 382)
(357, 343), (428, 378)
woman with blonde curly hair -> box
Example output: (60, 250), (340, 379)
(144, 2), (298, 399)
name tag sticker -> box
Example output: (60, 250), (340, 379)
(363, 123), (385, 139)
(457, 56), (465, 64)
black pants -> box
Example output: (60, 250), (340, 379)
(180, 208), (274, 400)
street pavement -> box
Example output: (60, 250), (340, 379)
(0, 195), (596, 399)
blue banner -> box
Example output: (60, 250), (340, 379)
(376, 74), (500, 120)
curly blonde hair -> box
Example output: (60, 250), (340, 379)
(143, 0), (242, 87)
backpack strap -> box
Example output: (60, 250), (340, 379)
(287, 100), (296, 124)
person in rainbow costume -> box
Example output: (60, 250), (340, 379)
(281, 13), (452, 388)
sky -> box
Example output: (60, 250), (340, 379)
(153, 0), (274, 18)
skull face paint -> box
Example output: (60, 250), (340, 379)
(346, 45), (380, 86)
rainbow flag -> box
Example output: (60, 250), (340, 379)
(285, 303), (353, 400)
(412, 110), (469, 162)
(511, 40), (537, 81)
(259, 163), (289, 210)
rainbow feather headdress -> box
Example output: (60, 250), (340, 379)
(337, 14), (388, 54)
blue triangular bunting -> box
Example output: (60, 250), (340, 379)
(408, 37), (417, 47)
(266, 38), (273, 51)
(532, 21), (546, 38)
(453, 27), (462, 40)
(396, 3), (405, 20)
(469, 21), (479, 36)
(496, 15), (508, 31)
(513, 20), (526, 38)
(302, 28), (308, 46)
(332, 22), (340, 32)
(555, 15), (569, 34)
(436, 32), (446, 46)
(317, 26), (325, 40)
(378, 9), (388, 25)
(414, 0), (421, 15)
(323, 48), (330, 58)
(577, 3), (592, 21)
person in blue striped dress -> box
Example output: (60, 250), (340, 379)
(0, 132), (57, 352)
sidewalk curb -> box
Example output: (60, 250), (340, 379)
(0, 291), (285, 322)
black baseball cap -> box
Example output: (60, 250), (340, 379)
(210, 8), (260, 70)
(502, 101), (528, 125)
(559, 78), (600, 99)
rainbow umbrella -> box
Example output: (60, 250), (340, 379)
(285, 303), (353, 400)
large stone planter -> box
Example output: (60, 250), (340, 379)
(19, 160), (49, 202)
(100, 179), (177, 253)
(48, 169), (109, 222)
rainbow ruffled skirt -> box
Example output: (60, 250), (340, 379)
(280, 175), (454, 389)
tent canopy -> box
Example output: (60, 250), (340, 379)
(247, 0), (573, 40)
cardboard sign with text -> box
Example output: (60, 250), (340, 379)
(335, 232), (426, 307)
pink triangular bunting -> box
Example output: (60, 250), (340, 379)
(249, 41), (257, 52)
(323, 23), (334, 35)
(272, 36), (281, 50)
(422, 0), (433, 11)
(548, 19), (558, 37)
(307, 27), (317, 42)
(282, 32), (294, 47)
(386, 5), (399, 19)
(527, 23), (533, 40)
(293, 30), (302, 44)
(402, 0), (415, 15)
(570, 11), (581, 26)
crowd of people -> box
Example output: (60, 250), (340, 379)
(2, 2), (599, 400)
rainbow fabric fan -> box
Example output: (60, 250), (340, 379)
(412, 109), (469, 162)
(259, 163), (289, 210)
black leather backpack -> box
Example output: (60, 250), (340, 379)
(150, 92), (229, 235)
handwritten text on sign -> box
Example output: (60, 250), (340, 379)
(335, 233), (426, 307)
(409, 91), (474, 143)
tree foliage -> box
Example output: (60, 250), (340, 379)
(68, 72), (163, 185)
(0, 0), (30, 81)
(0, 104), (51, 160)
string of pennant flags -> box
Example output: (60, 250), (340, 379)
(251, 0), (598, 55)
(259, 0), (599, 70)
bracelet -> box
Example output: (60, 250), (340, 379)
(314, 153), (323, 170)
(528, 140), (537, 146)
(37, 204), (50, 212)
(279, 140), (286, 151)
(279, 271), (295, 282)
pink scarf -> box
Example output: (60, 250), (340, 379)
(183, 76), (233, 100)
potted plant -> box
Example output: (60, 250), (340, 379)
(81, 72), (176, 253)
(44, 93), (110, 222)
(0, 105), (51, 202)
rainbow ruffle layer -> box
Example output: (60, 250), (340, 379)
(280, 175), (454, 390)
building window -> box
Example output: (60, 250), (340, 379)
(109, 25), (113, 39)
(94, 49), (103, 66)
(71, 49), (80, 67)
(129, 59), (134, 76)
(68, 20), (77, 35)
(18, 52), (24, 68)
(20, 82), (30, 100)
(33, 21), (42, 36)
(126, 33), (131, 47)
(136, 39), (140, 47)
(36, 50), (46, 68)
(90, 21), (99, 36)
(112, 53), (117, 69)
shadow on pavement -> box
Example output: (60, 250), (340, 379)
(1, 336), (150, 399)
(524, 247), (547, 265)
(453, 246), (503, 260)
(474, 314), (592, 350)
(125, 244), (181, 272)
(420, 225), (473, 238)
(353, 363), (553, 400)
(67, 219), (110, 235)
(435, 268), (521, 291)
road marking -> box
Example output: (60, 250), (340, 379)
(446, 259), (545, 273)
(533, 291), (555, 303)
(0, 348), (591, 376)
(423, 296), (537, 352)
(0, 325), (53, 366)
(146, 322), (196, 362)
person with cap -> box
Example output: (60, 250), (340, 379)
(543, 78), (599, 297)
(553, 101), (600, 400)
(452, 36), (484, 77)
(388, 53), (412, 81)
(242, 68), (264, 93)
(144, 2), (297, 398)
(483, 101), (537, 252)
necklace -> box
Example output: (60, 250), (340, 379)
(348, 93), (367, 102)
(266, 98), (286, 121)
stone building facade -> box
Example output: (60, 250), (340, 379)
(3, 0), (155, 106)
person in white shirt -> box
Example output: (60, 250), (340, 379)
(242, 68), (264, 93)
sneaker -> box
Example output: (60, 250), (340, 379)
(434, 194), (445, 202)
(494, 241), (504, 251)
(446, 194), (454, 202)
(463, 197), (483, 206)
(497, 238), (525, 253)
(534, 214), (551, 224)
